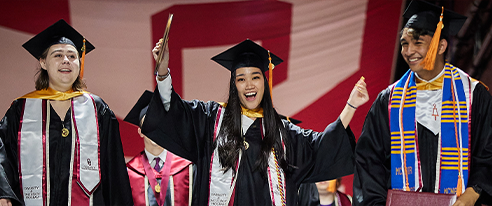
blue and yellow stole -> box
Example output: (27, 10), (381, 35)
(390, 63), (470, 194)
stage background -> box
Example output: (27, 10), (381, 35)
(0, 0), (404, 195)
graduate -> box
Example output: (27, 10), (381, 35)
(353, 1), (492, 206)
(141, 39), (369, 206)
(125, 90), (193, 206)
(0, 19), (133, 205)
(298, 178), (352, 206)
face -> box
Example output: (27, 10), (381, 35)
(400, 28), (433, 73)
(235, 67), (265, 110)
(315, 180), (337, 194)
(40, 44), (80, 92)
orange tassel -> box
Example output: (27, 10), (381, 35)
(450, 78), (463, 197)
(326, 179), (337, 193)
(457, 174), (463, 197)
(420, 7), (444, 71)
(268, 51), (274, 99)
(80, 38), (86, 78)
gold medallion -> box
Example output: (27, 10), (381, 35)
(155, 184), (161, 193)
(61, 128), (69, 137)
(244, 141), (249, 150)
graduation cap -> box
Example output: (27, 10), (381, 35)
(211, 39), (283, 73)
(279, 114), (302, 125)
(402, 0), (466, 71)
(403, 0), (466, 37)
(22, 19), (95, 60)
(124, 90), (154, 127)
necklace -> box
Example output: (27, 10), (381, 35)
(241, 127), (249, 150)
(61, 124), (69, 138)
(244, 139), (249, 150)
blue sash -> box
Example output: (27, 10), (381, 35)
(390, 63), (470, 194)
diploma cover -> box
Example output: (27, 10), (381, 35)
(386, 190), (456, 206)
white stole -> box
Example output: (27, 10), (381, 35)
(19, 94), (100, 205)
(208, 106), (287, 206)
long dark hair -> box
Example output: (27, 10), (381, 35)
(216, 69), (289, 175)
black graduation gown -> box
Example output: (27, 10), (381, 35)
(142, 88), (356, 206)
(0, 95), (133, 206)
(353, 83), (492, 206)
(297, 183), (321, 206)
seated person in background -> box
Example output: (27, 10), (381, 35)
(125, 90), (193, 206)
(298, 178), (352, 206)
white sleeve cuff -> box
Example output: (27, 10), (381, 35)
(156, 75), (172, 111)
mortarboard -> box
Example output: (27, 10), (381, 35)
(279, 114), (302, 125)
(403, 0), (466, 37)
(403, 0), (466, 71)
(22, 19), (95, 60)
(211, 39), (283, 73)
(124, 90), (154, 127)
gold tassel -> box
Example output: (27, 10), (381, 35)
(420, 7), (444, 71)
(457, 174), (463, 197)
(80, 38), (86, 78)
(268, 50), (274, 99)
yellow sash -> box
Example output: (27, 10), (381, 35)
(218, 102), (264, 118)
(18, 87), (88, 100)
(415, 74), (444, 91)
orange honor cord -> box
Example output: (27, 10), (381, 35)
(268, 51), (274, 99)
(420, 7), (444, 71)
(80, 38), (86, 78)
(400, 76), (411, 191)
(450, 79), (463, 197)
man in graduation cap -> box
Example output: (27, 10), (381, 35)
(124, 90), (193, 206)
(353, 1), (492, 205)
(140, 38), (369, 206)
(0, 19), (133, 205)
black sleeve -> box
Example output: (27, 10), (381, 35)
(297, 183), (320, 206)
(0, 100), (24, 206)
(353, 88), (392, 206)
(93, 96), (133, 205)
(468, 83), (492, 205)
(141, 86), (219, 163)
(285, 117), (356, 184)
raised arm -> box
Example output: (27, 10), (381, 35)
(340, 77), (369, 128)
(153, 39), (170, 81)
(142, 40), (219, 163)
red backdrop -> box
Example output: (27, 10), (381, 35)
(0, 0), (404, 195)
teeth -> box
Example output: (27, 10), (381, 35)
(409, 58), (418, 62)
(60, 69), (71, 72)
(245, 92), (256, 97)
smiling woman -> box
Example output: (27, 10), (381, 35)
(38, 44), (81, 92)
(142, 39), (370, 206)
(235, 67), (265, 110)
(0, 19), (133, 206)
